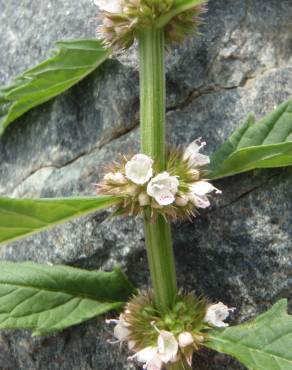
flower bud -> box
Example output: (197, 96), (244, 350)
(178, 332), (194, 348)
(175, 195), (189, 207)
(192, 334), (204, 344)
(188, 169), (200, 181)
(138, 192), (150, 206)
(104, 172), (127, 184)
(126, 183), (138, 196)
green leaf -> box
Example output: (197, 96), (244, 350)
(0, 195), (121, 246)
(0, 39), (111, 135)
(0, 261), (135, 336)
(205, 299), (292, 370)
(209, 100), (292, 179)
(155, 0), (207, 28)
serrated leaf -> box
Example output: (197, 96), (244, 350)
(205, 299), (292, 370)
(0, 195), (120, 246)
(0, 39), (111, 135)
(209, 100), (292, 179)
(0, 262), (135, 336)
(156, 0), (207, 28)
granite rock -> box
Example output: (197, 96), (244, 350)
(0, 0), (292, 369)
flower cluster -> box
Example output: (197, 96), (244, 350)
(93, 0), (208, 49)
(106, 291), (235, 370)
(97, 139), (221, 220)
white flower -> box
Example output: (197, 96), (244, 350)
(178, 332), (194, 348)
(93, 0), (122, 13)
(128, 346), (161, 370)
(104, 172), (127, 184)
(114, 321), (131, 341)
(125, 154), (154, 185)
(157, 331), (178, 363)
(183, 138), (210, 167)
(106, 314), (131, 343)
(188, 180), (221, 209)
(147, 172), (179, 206)
(128, 329), (178, 370)
(146, 355), (163, 370)
(204, 302), (236, 328)
(130, 346), (158, 363)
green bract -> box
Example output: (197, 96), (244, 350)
(0, 262), (135, 336)
(205, 300), (292, 370)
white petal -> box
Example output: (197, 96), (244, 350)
(147, 172), (179, 206)
(169, 176), (180, 193)
(184, 141), (201, 157)
(105, 318), (119, 324)
(114, 323), (131, 341)
(148, 171), (170, 184)
(155, 192), (175, 206)
(213, 320), (229, 328)
(104, 172), (127, 184)
(94, 0), (122, 13)
(128, 340), (136, 350)
(119, 313), (130, 325)
(157, 331), (178, 363)
(129, 347), (158, 363)
(191, 195), (210, 209)
(114, 172), (127, 183)
(188, 153), (210, 167)
(146, 355), (163, 370)
(190, 181), (220, 196)
(104, 172), (116, 181)
(204, 302), (235, 328)
(125, 154), (153, 185)
(183, 139), (206, 159)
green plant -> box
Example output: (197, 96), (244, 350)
(0, 1), (292, 369)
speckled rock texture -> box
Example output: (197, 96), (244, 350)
(0, 0), (292, 369)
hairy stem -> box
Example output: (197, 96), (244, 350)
(138, 27), (177, 311)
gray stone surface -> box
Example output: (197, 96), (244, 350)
(0, 0), (292, 369)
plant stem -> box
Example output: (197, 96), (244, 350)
(168, 362), (189, 370)
(138, 27), (177, 311)
(144, 210), (177, 311)
(139, 26), (166, 169)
